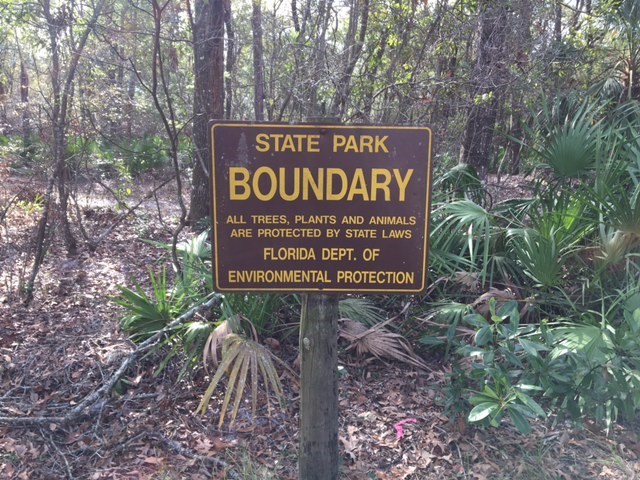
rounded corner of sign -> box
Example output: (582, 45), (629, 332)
(210, 122), (226, 133)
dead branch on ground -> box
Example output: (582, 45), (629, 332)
(0, 294), (222, 428)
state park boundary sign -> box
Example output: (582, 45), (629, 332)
(210, 122), (433, 293)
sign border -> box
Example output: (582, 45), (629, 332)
(210, 122), (434, 294)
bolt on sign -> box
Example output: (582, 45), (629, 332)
(210, 122), (433, 293)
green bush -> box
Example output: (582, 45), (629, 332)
(424, 96), (640, 434)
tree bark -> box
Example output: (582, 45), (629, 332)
(252, 0), (265, 121)
(189, 0), (225, 223)
(330, 0), (369, 118)
(20, 61), (31, 147)
(224, 0), (234, 119)
(459, 0), (509, 177)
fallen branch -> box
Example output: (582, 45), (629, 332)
(143, 432), (239, 477)
(88, 174), (177, 249)
(0, 294), (223, 427)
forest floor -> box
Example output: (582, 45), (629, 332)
(1, 171), (640, 479)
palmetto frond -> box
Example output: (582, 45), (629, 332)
(509, 228), (563, 288)
(338, 297), (386, 327)
(531, 97), (604, 178)
(339, 319), (431, 372)
(198, 332), (285, 428)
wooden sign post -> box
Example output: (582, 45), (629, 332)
(299, 293), (339, 479)
(298, 116), (340, 480)
(210, 122), (433, 479)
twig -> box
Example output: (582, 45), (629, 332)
(453, 440), (468, 480)
(69, 188), (94, 247)
(0, 192), (20, 224)
(41, 427), (74, 479)
(148, 432), (237, 476)
(105, 430), (239, 478)
(90, 175), (176, 248)
(0, 294), (222, 427)
(418, 317), (475, 338)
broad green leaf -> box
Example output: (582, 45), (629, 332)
(515, 391), (546, 418)
(519, 338), (548, 357)
(464, 314), (489, 328)
(469, 402), (499, 422)
(475, 325), (493, 346)
(508, 406), (532, 434)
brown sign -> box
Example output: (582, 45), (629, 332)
(210, 122), (433, 293)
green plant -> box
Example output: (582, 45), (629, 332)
(528, 96), (604, 178)
(337, 297), (386, 326)
(120, 136), (171, 176)
(424, 94), (640, 436)
(460, 299), (546, 434)
(468, 377), (545, 435)
(510, 228), (564, 289)
(115, 267), (185, 340)
(220, 294), (285, 338)
(15, 192), (44, 214)
(114, 263), (217, 379)
(436, 163), (486, 205)
(538, 286), (640, 432)
(431, 199), (495, 286)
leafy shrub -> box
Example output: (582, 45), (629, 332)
(119, 136), (171, 176)
(424, 97), (640, 434)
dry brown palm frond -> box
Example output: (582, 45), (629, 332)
(197, 333), (285, 428)
(203, 319), (234, 370)
(454, 271), (480, 290)
(472, 287), (517, 317)
(339, 317), (431, 372)
(203, 314), (260, 370)
(470, 287), (535, 321)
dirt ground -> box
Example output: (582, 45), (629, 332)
(1, 171), (640, 479)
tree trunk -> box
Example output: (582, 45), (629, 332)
(307, 0), (333, 116)
(505, 0), (532, 174)
(26, 0), (106, 301)
(361, 28), (388, 122)
(20, 61), (31, 147)
(43, 0), (103, 253)
(189, 0), (225, 224)
(252, 0), (265, 121)
(459, 0), (509, 177)
(330, 0), (369, 118)
(224, 0), (234, 119)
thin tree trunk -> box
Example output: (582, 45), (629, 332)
(45, 0), (105, 253)
(26, 0), (106, 302)
(20, 61), (31, 146)
(307, 0), (333, 116)
(330, 0), (369, 118)
(224, 0), (234, 119)
(361, 28), (388, 122)
(252, 0), (265, 121)
(189, 0), (225, 223)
